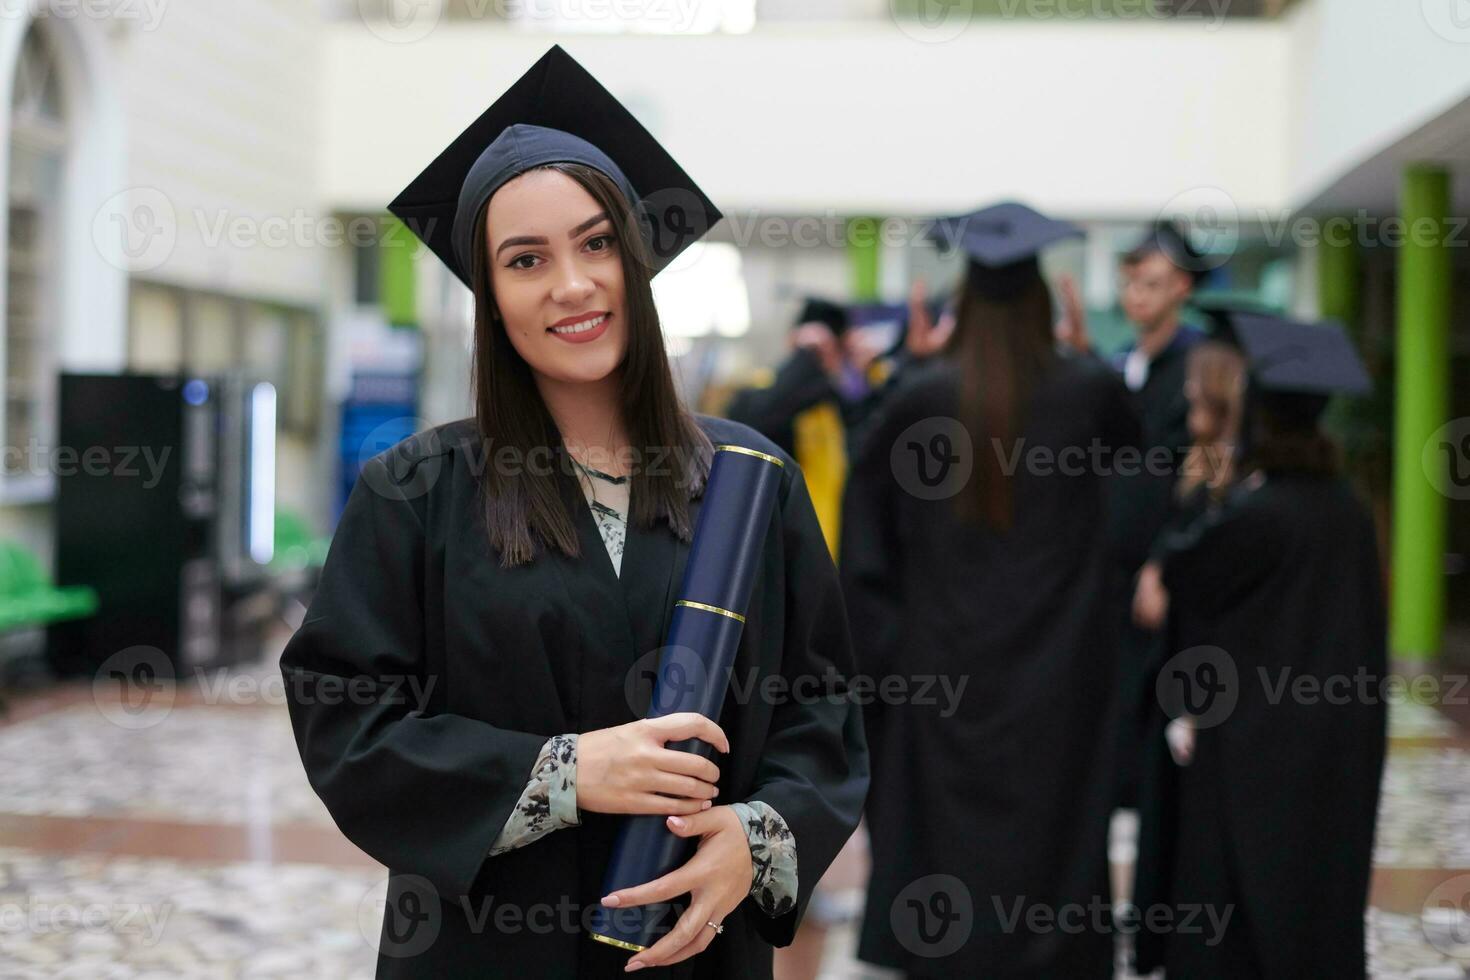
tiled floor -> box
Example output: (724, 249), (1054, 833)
(1, 630), (1468, 978)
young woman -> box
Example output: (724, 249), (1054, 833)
(841, 203), (1139, 977)
(1132, 315), (1386, 978)
(280, 48), (867, 979)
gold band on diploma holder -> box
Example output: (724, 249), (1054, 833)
(714, 443), (784, 468)
(589, 933), (647, 952)
(675, 599), (746, 624)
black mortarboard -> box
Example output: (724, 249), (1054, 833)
(1129, 220), (1210, 285)
(926, 201), (1083, 300)
(1206, 309), (1372, 397)
(795, 297), (849, 335)
(388, 45), (722, 289)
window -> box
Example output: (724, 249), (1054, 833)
(4, 25), (66, 492)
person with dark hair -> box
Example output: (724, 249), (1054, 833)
(1131, 314), (1387, 978)
(841, 202), (1139, 977)
(278, 47), (867, 978)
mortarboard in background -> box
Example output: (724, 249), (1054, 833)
(795, 296), (850, 335)
(926, 201), (1084, 300)
(388, 45), (722, 289)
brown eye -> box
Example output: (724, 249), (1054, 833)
(586, 234), (615, 253)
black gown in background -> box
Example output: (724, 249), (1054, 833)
(841, 355), (1140, 978)
(1135, 472), (1387, 978)
(1104, 325), (1203, 806)
(279, 415), (869, 979)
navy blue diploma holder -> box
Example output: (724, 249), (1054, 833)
(588, 443), (784, 952)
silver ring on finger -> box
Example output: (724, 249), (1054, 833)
(705, 920), (723, 936)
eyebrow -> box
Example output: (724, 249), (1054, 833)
(494, 211), (611, 259)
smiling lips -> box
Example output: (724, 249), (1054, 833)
(547, 312), (610, 344)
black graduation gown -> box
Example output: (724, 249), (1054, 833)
(1134, 472), (1387, 978)
(1103, 326), (1203, 807)
(725, 348), (835, 457)
(840, 355), (1141, 978)
(278, 415), (869, 979)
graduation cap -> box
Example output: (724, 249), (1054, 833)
(1128, 219), (1211, 285)
(926, 201), (1083, 299)
(388, 45), (722, 289)
(1206, 309), (1371, 397)
(795, 296), (849, 335)
(1203, 305), (1371, 432)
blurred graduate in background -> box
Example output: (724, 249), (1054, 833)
(841, 203), (1140, 977)
(725, 297), (899, 557)
(1132, 313), (1387, 978)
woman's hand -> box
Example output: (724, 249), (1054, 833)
(1053, 274), (1091, 354)
(1132, 561), (1170, 630)
(600, 806), (752, 972)
(577, 712), (728, 817)
(1166, 716), (1197, 767)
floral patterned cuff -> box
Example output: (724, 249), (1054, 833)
(487, 733), (580, 857)
(732, 800), (798, 917)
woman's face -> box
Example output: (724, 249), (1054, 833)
(484, 168), (628, 386)
(1184, 377), (1221, 443)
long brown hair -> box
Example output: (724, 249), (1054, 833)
(469, 162), (712, 567)
(1177, 341), (1245, 500)
(944, 261), (1056, 530)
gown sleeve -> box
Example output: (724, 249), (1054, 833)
(725, 349), (835, 443)
(279, 452), (550, 901)
(739, 464), (870, 947)
(487, 733), (581, 856)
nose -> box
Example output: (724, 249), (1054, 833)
(550, 256), (594, 307)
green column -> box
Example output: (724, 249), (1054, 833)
(1317, 218), (1360, 328)
(1391, 166), (1452, 661)
(381, 215), (418, 328)
(847, 217), (880, 303)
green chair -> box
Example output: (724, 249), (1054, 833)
(0, 542), (98, 633)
